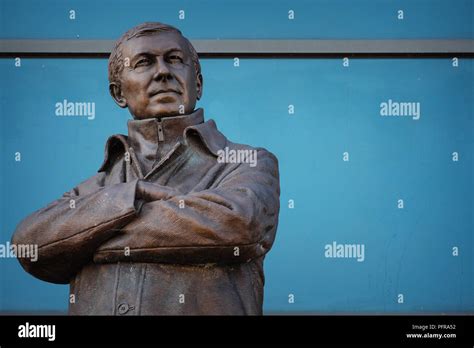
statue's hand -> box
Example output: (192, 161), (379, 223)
(136, 180), (178, 202)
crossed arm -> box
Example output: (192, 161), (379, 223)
(12, 149), (280, 284)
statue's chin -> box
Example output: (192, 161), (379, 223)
(130, 102), (196, 120)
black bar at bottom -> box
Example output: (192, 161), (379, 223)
(0, 315), (472, 346)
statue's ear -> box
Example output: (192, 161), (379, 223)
(196, 73), (203, 100)
(109, 82), (127, 108)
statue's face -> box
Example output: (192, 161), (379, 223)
(112, 31), (202, 119)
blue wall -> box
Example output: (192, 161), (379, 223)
(1, 0), (473, 39)
(0, 0), (473, 313)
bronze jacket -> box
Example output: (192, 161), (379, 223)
(12, 108), (280, 315)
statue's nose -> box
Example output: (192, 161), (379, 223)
(153, 57), (172, 81)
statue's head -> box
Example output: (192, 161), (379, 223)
(108, 22), (203, 120)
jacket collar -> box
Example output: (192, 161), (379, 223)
(127, 108), (205, 152)
(98, 108), (227, 172)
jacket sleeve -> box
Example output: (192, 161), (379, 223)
(93, 149), (280, 265)
(11, 173), (141, 284)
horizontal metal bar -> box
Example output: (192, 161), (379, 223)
(0, 39), (472, 56)
(194, 39), (474, 54)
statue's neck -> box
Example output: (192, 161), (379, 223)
(127, 108), (204, 175)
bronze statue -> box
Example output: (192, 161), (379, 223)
(12, 22), (280, 315)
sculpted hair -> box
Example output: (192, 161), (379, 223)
(108, 22), (201, 86)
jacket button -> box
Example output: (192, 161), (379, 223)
(118, 303), (132, 315)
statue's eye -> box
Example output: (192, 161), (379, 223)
(135, 57), (152, 67)
(168, 55), (183, 63)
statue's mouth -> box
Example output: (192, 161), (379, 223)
(149, 88), (182, 97)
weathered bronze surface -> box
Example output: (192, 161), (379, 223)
(12, 22), (280, 315)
